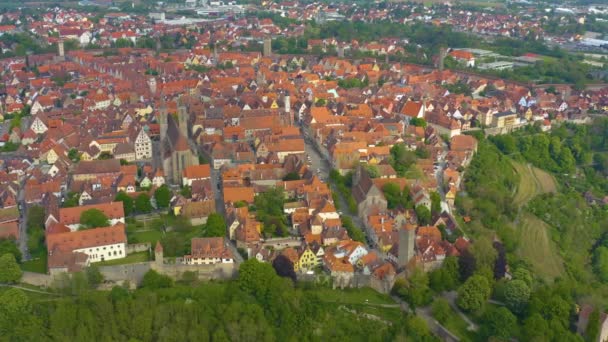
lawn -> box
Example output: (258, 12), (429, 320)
(516, 213), (564, 282)
(127, 229), (163, 244)
(95, 251), (150, 266)
(20, 254), (47, 274)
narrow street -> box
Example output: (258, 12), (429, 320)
(301, 126), (376, 249)
(17, 191), (30, 261)
(391, 295), (461, 342)
(434, 146), (451, 214)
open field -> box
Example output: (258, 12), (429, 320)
(516, 213), (564, 281)
(512, 161), (557, 206)
(127, 229), (163, 244)
(20, 254), (47, 274)
(96, 251), (150, 266)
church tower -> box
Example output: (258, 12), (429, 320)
(398, 223), (416, 268)
(177, 104), (189, 138)
(159, 102), (168, 146)
(263, 37), (272, 57)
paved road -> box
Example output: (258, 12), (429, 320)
(0, 283), (58, 296)
(434, 147), (451, 214)
(391, 295), (461, 342)
(301, 126), (375, 248)
(444, 291), (478, 332)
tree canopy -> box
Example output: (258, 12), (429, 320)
(0, 253), (22, 283)
(79, 209), (110, 229)
(114, 191), (134, 216)
(154, 185), (171, 209)
(457, 275), (491, 312)
(204, 213), (226, 237)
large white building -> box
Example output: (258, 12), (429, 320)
(46, 224), (127, 275)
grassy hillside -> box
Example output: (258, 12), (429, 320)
(516, 213), (565, 282)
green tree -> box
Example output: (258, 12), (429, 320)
(430, 191), (441, 215)
(204, 213), (226, 237)
(0, 288), (30, 331)
(415, 205), (431, 225)
(365, 165), (380, 179)
(429, 256), (460, 292)
(394, 268), (431, 311)
(180, 186), (192, 198)
(27, 228), (45, 258)
(63, 192), (80, 208)
(67, 148), (80, 162)
(431, 298), (451, 323)
(594, 246), (608, 283)
(114, 191), (134, 216)
(481, 306), (517, 340)
(141, 270), (173, 289)
(410, 118), (427, 128)
(503, 279), (531, 315)
(522, 313), (550, 342)
(282, 172), (300, 181)
(457, 275), (491, 312)
(0, 238), (21, 263)
(238, 259), (282, 299)
(85, 265), (104, 288)
(390, 143), (418, 177)
(79, 209), (109, 229)
(135, 194), (152, 213)
(254, 187), (287, 237)
(586, 308), (600, 342)
(469, 236), (497, 279)
(154, 185), (171, 208)
(0, 254), (22, 283)
(513, 267), (533, 286)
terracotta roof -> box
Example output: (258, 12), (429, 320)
(450, 135), (478, 152)
(74, 159), (121, 175)
(47, 224), (127, 254)
(59, 202), (124, 225)
(183, 164), (211, 179)
(223, 187), (255, 204)
(188, 237), (233, 260)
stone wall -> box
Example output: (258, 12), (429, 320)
(154, 262), (237, 282)
(99, 262), (152, 285)
(262, 237), (302, 250)
(297, 272), (395, 294)
(21, 271), (54, 288)
(126, 242), (151, 254)
(96, 260), (237, 286)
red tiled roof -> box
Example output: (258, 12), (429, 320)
(59, 202), (124, 225)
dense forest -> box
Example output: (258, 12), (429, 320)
(0, 260), (436, 342)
